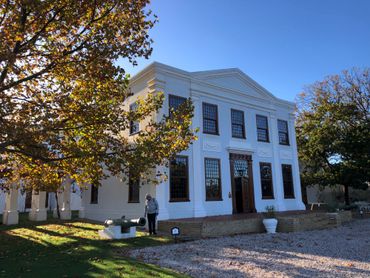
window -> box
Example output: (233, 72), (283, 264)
(205, 158), (222, 201)
(129, 103), (139, 135)
(282, 164), (294, 198)
(231, 109), (246, 138)
(128, 174), (140, 203)
(256, 115), (269, 142)
(203, 103), (219, 135)
(259, 162), (274, 199)
(169, 94), (187, 116)
(169, 156), (189, 202)
(90, 184), (98, 204)
(278, 120), (290, 145)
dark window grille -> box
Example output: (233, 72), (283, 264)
(203, 103), (219, 135)
(129, 103), (139, 135)
(282, 164), (295, 198)
(170, 156), (189, 202)
(278, 120), (290, 145)
(90, 184), (98, 204)
(128, 174), (140, 203)
(256, 115), (269, 142)
(205, 158), (222, 201)
(231, 109), (246, 138)
(169, 95), (187, 117)
(259, 162), (274, 199)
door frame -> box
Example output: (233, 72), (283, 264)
(229, 153), (256, 213)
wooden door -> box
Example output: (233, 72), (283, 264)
(229, 153), (256, 213)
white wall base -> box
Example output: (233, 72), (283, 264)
(78, 207), (85, 218)
(99, 226), (136, 239)
(29, 209), (47, 221)
(2, 210), (19, 225)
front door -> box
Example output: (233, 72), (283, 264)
(229, 153), (256, 213)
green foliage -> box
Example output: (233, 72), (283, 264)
(264, 205), (276, 218)
(296, 68), (370, 204)
(0, 1), (196, 192)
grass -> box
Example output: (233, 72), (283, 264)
(0, 213), (187, 278)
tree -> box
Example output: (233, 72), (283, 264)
(0, 0), (196, 193)
(296, 68), (370, 205)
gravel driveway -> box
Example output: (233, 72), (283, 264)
(130, 218), (370, 277)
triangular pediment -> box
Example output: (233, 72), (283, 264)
(191, 69), (276, 101)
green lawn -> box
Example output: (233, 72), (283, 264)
(0, 213), (187, 278)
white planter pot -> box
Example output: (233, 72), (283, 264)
(263, 218), (278, 233)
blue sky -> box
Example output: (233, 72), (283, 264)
(119, 0), (370, 101)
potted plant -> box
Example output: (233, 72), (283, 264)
(262, 205), (278, 233)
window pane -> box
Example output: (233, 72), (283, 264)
(282, 164), (294, 198)
(169, 95), (187, 115)
(278, 120), (289, 145)
(256, 115), (269, 142)
(91, 184), (98, 204)
(130, 103), (139, 134)
(260, 162), (274, 199)
(256, 115), (268, 129)
(128, 175), (140, 203)
(257, 128), (268, 142)
(205, 158), (222, 200)
(231, 109), (245, 138)
(170, 156), (189, 201)
(203, 103), (218, 134)
(204, 119), (217, 134)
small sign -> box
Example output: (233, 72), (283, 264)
(171, 227), (180, 236)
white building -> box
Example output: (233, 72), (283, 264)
(81, 62), (305, 222)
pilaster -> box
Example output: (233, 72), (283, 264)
(191, 94), (207, 217)
(270, 113), (286, 211)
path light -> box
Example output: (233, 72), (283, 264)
(171, 226), (180, 243)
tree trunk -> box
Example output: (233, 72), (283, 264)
(344, 184), (350, 205)
(55, 191), (60, 219)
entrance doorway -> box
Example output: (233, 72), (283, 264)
(229, 153), (256, 213)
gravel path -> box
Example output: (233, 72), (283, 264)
(130, 219), (370, 278)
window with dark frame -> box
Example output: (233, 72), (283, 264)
(169, 156), (189, 202)
(90, 184), (98, 204)
(128, 174), (140, 203)
(231, 109), (246, 138)
(259, 162), (274, 199)
(256, 115), (269, 142)
(169, 94), (187, 117)
(129, 102), (139, 135)
(278, 120), (290, 145)
(282, 164), (295, 198)
(205, 158), (222, 201)
(203, 103), (219, 135)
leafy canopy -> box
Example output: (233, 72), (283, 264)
(0, 0), (196, 191)
(296, 68), (370, 202)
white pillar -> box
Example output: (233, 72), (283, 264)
(289, 114), (306, 210)
(29, 191), (47, 221)
(191, 95), (207, 217)
(60, 178), (72, 220)
(2, 185), (19, 225)
(270, 113), (286, 211)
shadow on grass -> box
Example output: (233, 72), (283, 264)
(0, 213), (187, 278)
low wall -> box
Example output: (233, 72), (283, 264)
(158, 211), (353, 238)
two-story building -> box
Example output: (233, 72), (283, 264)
(80, 62), (305, 222)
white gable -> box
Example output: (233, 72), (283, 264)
(191, 69), (276, 101)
